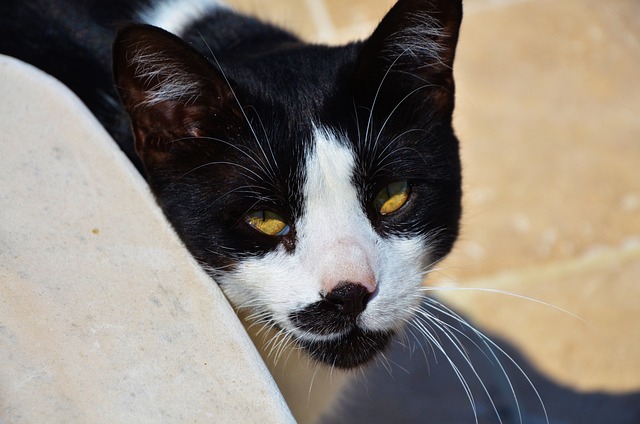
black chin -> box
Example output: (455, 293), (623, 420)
(297, 328), (394, 369)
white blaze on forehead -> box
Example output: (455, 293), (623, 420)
(303, 128), (356, 220)
(220, 127), (430, 339)
(298, 128), (377, 294)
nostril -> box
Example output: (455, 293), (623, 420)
(325, 283), (371, 316)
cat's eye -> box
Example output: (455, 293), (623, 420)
(245, 210), (290, 236)
(374, 181), (410, 215)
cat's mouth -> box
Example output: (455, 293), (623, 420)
(288, 298), (394, 368)
(295, 327), (394, 369)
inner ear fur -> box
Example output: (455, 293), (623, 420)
(355, 0), (463, 115)
(112, 24), (241, 167)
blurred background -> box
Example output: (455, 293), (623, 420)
(231, 0), (640, 422)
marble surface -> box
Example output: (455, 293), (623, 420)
(0, 56), (293, 423)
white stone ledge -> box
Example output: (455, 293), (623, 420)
(0, 55), (294, 423)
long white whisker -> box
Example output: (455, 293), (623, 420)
(409, 304), (489, 363)
(373, 82), (437, 149)
(414, 306), (506, 424)
(415, 303), (510, 423)
(373, 128), (430, 165)
(407, 315), (480, 423)
(374, 350), (396, 377)
(404, 326), (433, 369)
(195, 32), (285, 195)
(192, 135), (279, 186)
(422, 298), (550, 424)
(363, 51), (408, 157)
(243, 104), (279, 176)
(197, 32), (263, 152)
(420, 286), (588, 324)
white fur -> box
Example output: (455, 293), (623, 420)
(128, 46), (204, 106)
(220, 126), (430, 342)
(297, 127), (378, 297)
(119, 2), (450, 421)
(212, 126), (435, 422)
(385, 11), (448, 67)
(138, 0), (226, 36)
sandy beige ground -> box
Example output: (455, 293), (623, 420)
(229, 0), (640, 422)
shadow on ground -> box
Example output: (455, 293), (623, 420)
(321, 301), (640, 424)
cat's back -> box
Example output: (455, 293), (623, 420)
(0, 0), (288, 63)
(0, 0), (308, 164)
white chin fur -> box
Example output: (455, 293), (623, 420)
(219, 126), (431, 342)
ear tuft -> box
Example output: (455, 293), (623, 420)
(126, 43), (205, 107)
(355, 0), (463, 115)
(373, 0), (462, 72)
(113, 24), (217, 110)
(382, 11), (453, 71)
(112, 24), (240, 168)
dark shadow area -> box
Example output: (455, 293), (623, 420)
(321, 301), (640, 424)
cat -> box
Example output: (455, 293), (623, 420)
(1, 0), (463, 421)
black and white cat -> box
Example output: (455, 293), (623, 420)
(1, 0), (462, 420)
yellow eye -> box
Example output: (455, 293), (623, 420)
(374, 181), (410, 215)
(245, 210), (290, 236)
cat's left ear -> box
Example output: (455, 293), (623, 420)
(355, 0), (462, 115)
(112, 24), (243, 170)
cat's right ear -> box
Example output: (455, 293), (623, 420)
(112, 24), (242, 169)
(354, 0), (463, 117)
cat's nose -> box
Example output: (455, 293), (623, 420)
(325, 283), (372, 316)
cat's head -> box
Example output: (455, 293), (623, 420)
(113, 0), (462, 369)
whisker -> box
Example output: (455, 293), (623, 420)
(187, 135), (279, 186)
(413, 303), (508, 424)
(419, 297), (550, 424)
(372, 82), (438, 149)
(373, 128), (431, 164)
(242, 104), (280, 180)
(420, 286), (588, 324)
(406, 314), (480, 423)
(197, 32), (263, 153)
(362, 51), (409, 162)
(193, 33), (283, 193)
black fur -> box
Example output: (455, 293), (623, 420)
(1, 0), (463, 368)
